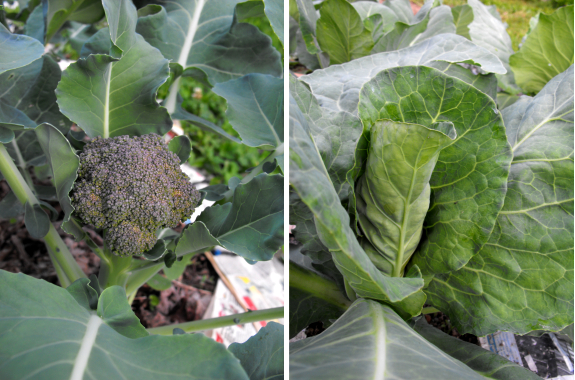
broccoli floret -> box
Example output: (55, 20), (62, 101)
(71, 134), (201, 256)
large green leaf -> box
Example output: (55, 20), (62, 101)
(352, 1), (398, 33)
(383, 0), (412, 24)
(467, 0), (519, 94)
(212, 74), (283, 150)
(289, 94), (424, 311)
(135, 0), (282, 85)
(295, 0), (321, 55)
(316, 0), (373, 65)
(0, 23), (44, 74)
(410, 318), (541, 380)
(229, 322), (283, 380)
(451, 4), (472, 39)
(56, 0), (171, 138)
(426, 66), (574, 336)
(358, 66), (512, 276)
(197, 173), (284, 261)
(290, 299), (487, 380)
(300, 33), (506, 114)
(356, 120), (456, 277)
(0, 270), (249, 380)
(510, 5), (574, 95)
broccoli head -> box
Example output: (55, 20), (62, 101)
(71, 134), (201, 256)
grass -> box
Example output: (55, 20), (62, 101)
(413, 0), (569, 50)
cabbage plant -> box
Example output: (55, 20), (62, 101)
(0, 0), (284, 378)
(289, 0), (573, 377)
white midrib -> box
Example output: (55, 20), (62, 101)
(372, 303), (386, 379)
(69, 315), (102, 380)
(164, 0), (205, 114)
(103, 65), (112, 138)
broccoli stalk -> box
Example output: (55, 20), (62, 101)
(71, 134), (201, 257)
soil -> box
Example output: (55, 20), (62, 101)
(0, 175), (218, 329)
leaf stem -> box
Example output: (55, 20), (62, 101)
(290, 262), (351, 310)
(0, 143), (86, 284)
(164, 77), (181, 115)
(147, 307), (284, 335)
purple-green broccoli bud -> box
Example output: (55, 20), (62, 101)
(71, 134), (201, 256)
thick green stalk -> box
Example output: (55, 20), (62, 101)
(147, 307), (284, 335)
(98, 246), (132, 289)
(290, 262), (351, 310)
(0, 143), (86, 284)
(124, 261), (165, 297)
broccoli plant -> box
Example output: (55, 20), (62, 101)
(289, 0), (573, 378)
(0, 0), (284, 378)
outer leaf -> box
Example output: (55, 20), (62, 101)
(34, 123), (79, 234)
(213, 74), (283, 150)
(353, 1), (398, 36)
(135, 0), (282, 85)
(197, 173), (284, 261)
(0, 270), (249, 380)
(66, 277), (99, 311)
(45, 0), (105, 43)
(510, 5), (574, 95)
(356, 120), (456, 277)
(358, 66), (512, 276)
(174, 221), (220, 257)
(229, 322), (284, 380)
(411, 318), (540, 379)
(0, 23), (44, 74)
(289, 94), (424, 309)
(290, 299), (486, 380)
(467, 0), (519, 94)
(295, 0), (320, 55)
(383, 0), (412, 24)
(426, 66), (574, 336)
(0, 191), (24, 218)
(300, 33), (506, 114)
(24, 202), (50, 239)
(290, 75), (363, 201)
(264, 0), (283, 45)
(56, 0), (171, 138)
(316, 0), (373, 65)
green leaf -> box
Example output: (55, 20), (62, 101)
(510, 5), (574, 95)
(147, 273), (173, 291)
(290, 75), (363, 201)
(383, 0), (412, 24)
(0, 23), (44, 74)
(316, 0), (373, 65)
(0, 270), (249, 379)
(373, 5), (455, 54)
(45, 0), (105, 43)
(213, 74), (283, 149)
(497, 93), (520, 110)
(352, 1), (397, 33)
(0, 55), (70, 132)
(24, 201), (50, 239)
(0, 191), (23, 218)
(358, 66), (512, 276)
(168, 135), (192, 164)
(197, 173), (284, 261)
(34, 123), (79, 235)
(97, 286), (149, 339)
(56, 0), (171, 138)
(301, 33), (507, 114)
(356, 120), (456, 277)
(264, 0), (283, 45)
(289, 299), (487, 380)
(289, 94), (424, 310)
(467, 0), (519, 94)
(142, 239), (167, 261)
(426, 66), (574, 335)
(66, 277), (99, 311)
(163, 252), (194, 280)
(24, 5), (44, 43)
(410, 318), (541, 380)
(295, 0), (321, 55)
(229, 322), (284, 380)
(451, 4), (472, 39)
(175, 221), (220, 257)
(135, 0), (282, 86)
